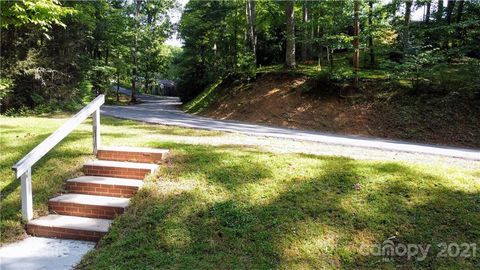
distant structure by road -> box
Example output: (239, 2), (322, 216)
(154, 80), (177, 96)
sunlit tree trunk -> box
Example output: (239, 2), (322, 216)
(285, 0), (296, 68)
(353, 0), (360, 89)
(233, 0), (239, 70)
(131, 0), (140, 103)
(403, 1), (412, 58)
(301, 1), (308, 62)
(368, 0), (375, 67)
(116, 70), (120, 102)
(246, 0), (257, 64)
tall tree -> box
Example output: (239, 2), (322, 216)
(403, 0), (413, 58)
(446, 0), (456, 24)
(405, 1), (413, 25)
(285, 0), (296, 68)
(425, 0), (432, 23)
(246, 0), (257, 64)
(368, 0), (375, 66)
(131, 0), (140, 103)
(436, 0), (444, 21)
(353, 0), (360, 89)
(456, 0), (465, 22)
(301, 1), (309, 62)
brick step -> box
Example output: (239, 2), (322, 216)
(66, 176), (143, 198)
(48, 194), (130, 219)
(27, 214), (111, 241)
(83, 160), (158, 180)
(97, 146), (169, 163)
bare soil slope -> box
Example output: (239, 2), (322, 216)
(195, 73), (480, 148)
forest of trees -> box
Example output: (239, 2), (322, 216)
(1, 0), (177, 113)
(1, 0), (479, 112)
(177, 0), (480, 100)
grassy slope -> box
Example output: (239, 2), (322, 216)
(183, 63), (480, 148)
(1, 115), (479, 268)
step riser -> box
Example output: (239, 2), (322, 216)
(27, 224), (105, 242)
(84, 165), (150, 180)
(97, 150), (166, 163)
(66, 182), (138, 198)
(49, 202), (124, 219)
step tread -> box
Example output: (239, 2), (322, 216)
(84, 160), (158, 171)
(49, 194), (130, 208)
(66, 176), (143, 187)
(99, 146), (169, 154)
(28, 214), (111, 232)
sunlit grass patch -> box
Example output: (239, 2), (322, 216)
(1, 115), (479, 269)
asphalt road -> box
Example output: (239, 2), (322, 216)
(102, 87), (480, 160)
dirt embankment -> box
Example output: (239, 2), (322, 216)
(197, 73), (480, 148)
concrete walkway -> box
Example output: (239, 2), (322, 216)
(103, 87), (480, 160)
(0, 237), (95, 270)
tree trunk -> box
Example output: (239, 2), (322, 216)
(446, 0), (456, 24)
(456, 0), (465, 41)
(326, 46), (330, 65)
(403, 1), (412, 58)
(105, 47), (109, 65)
(131, 0), (140, 103)
(301, 1), (308, 62)
(436, 0), (444, 21)
(145, 71), (149, 94)
(425, 1), (431, 23)
(330, 48), (334, 69)
(456, 0), (464, 23)
(116, 70), (120, 102)
(405, 1), (412, 25)
(246, 0), (257, 64)
(318, 46), (322, 70)
(353, 0), (360, 89)
(285, 0), (296, 68)
(368, 0), (375, 67)
(233, 0), (239, 70)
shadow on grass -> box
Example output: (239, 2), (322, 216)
(79, 144), (480, 269)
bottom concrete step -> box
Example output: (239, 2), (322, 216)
(27, 214), (112, 241)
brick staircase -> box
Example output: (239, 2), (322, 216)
(26, 146), (168, 242)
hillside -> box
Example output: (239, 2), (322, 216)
(184, 68), (480, 148)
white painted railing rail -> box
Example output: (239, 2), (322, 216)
(12, 94), (105, 221)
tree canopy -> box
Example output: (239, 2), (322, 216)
(1, 0), (176, 113)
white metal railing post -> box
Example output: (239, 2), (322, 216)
(92, 108), (100, 154)
(20, 168), (33, 221)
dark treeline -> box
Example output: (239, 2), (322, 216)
(1, 0), (176, 114)
(177, 0), (480, 101)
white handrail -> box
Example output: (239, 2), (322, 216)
(12, 94), (105, 221)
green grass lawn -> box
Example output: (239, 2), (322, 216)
(1, 115), (479, 269)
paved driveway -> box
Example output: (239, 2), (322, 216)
(102, 87), (480, 160)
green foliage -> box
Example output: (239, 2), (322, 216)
(0, 0), (177, 113)
(0, 78), (14, 104)
(392, 46), (447, 90)
(90, 64), (116, 95)
(0, 0), (75, 30)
